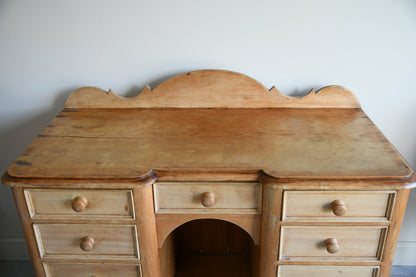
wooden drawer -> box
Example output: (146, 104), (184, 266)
(34, 224), (139, 260)
(154, 182), (261, 214)
(282, 191), (395, 221)
(43, 263), (142, 277)
(24, 189), (135, 219)
(277, 265), (379, 277)
(279, 226), (387, 261)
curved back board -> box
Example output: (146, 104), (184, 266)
(64, 70), (360, 108)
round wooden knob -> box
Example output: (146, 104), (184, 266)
(201, 192), (216, 207)
(80, 236), (95, 251)
(72, 196), (88, 212)
(325, 238), (339, 254)
(331, 200), (347, 216)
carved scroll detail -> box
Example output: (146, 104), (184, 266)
(64, 70), (361, 108)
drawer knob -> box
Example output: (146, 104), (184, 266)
(331, 200), (347, 216)
(72, 196), (88, 212)
(80, 236), (95, 251)
(325, 238), (339, 254)
(201, 192), (216, 207)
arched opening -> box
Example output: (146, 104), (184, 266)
(159, 219), (258, 277)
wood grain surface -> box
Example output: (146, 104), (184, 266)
(64, 70), (360, 109)
(6, 108), (412, 181)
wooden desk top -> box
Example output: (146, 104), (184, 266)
(4, 70), (414, 182)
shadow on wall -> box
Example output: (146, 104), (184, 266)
(0, 88), (76, 236)
(0, 88), (76, 169)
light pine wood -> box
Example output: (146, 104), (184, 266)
(6, 108), (414, 181)
(64, 70), (361, 109)
(133, 185), (162, 277)
(24, 189), (135, 219)
(33, 224), (139, 260)
(43, 262), (142, 277)
(282, 191), (394, 221)
(379, 189), (410, 276)
(2, 70), (415, 277)
(277, 265), (379, 277)
(154, 182), (262, 214)
(280, 226), (387, 261)
(259, 186), (282, 277)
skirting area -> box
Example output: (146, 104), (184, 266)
(0, 261), (414, 277)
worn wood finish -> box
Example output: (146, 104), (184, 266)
(64, 70), (360, 109)
(282, 191), (394, 222)
(43, 262), (142, 277)
(277, 265), (379, 277)
(2, 70), (415, 277)
(7, 108), (413, 181)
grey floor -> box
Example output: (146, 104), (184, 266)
(0, 261), (414, 276)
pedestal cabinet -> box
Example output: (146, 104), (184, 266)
(2, 70), (415, 277)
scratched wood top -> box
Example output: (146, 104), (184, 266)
(7, 108), (412, 180)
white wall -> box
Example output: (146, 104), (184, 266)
(0, 0), (415, 264)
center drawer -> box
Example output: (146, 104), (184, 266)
(154, 182), (262, 214)
(33, 224), (139, 260)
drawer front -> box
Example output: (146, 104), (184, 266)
(282, 191), (394, 221)
(154, 182), (261, 213)
(280, 226), (386, 261)
(44, 263), (142, 277)
(34, 224), (139, 260)
(277, 265), (379, 277)
(25, 189), (135, 219)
